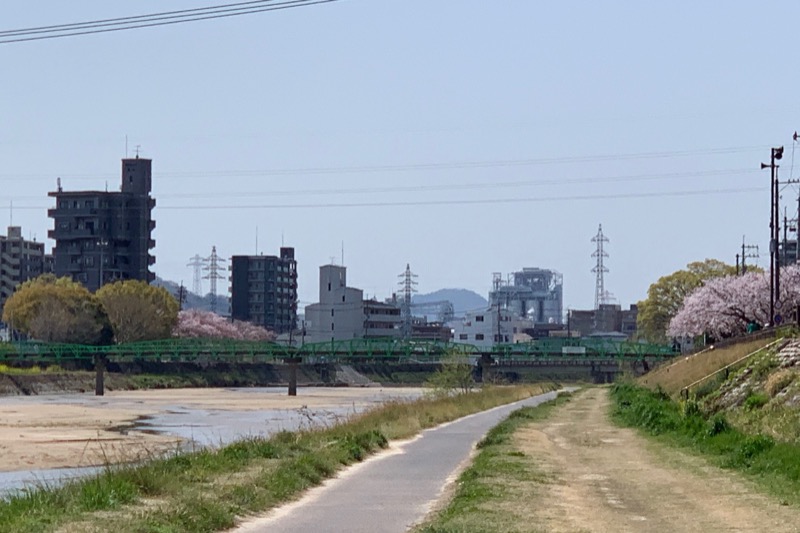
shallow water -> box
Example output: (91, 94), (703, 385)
(0, 387), (422, 499)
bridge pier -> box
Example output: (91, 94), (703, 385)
(286, 357), (301, 396)
(478, 354), (494, 384)
(94, 354), (106, 396)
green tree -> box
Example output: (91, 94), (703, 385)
(426, 351), (475, 396)
(2, 274), (110, 344)
(637, 259), (737, 342)
(96, 280), (179, 344)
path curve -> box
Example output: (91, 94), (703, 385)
(234, 390), (562, 533)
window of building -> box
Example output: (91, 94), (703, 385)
(475, 334), (485, 341)
(459, 333), (468, 340)
(475, 316), (484, 322)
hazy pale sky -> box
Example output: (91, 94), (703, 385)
(2, 1), (800, 311)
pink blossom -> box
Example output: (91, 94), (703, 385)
(173, 310), (276, 341)
(668, 265), (800, 338)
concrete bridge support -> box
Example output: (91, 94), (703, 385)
(94, 354), (106, 396)
(478, 354), (494, 384)
(286, 357), (301, 396)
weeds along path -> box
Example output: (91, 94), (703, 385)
(515, 388), (800, 533)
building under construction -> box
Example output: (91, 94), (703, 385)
(488, 268), (563, 324)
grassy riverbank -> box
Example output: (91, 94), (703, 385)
(0, 384), (555, 533)
(611, 382), (800, 505)
(415, 393), (572, 533)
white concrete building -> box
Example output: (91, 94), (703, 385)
(452, 307), (519, 349)
(304, 265), (401, 343)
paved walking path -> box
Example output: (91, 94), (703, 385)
(235, 389), (562, 533)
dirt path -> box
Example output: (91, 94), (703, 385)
(514, 388), (800, 532)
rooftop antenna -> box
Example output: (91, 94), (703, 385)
(255, 226), (259, 255)
(134, 145), (141, 159)
(57, 177), (62, 193)
(591, 224), (610, 309)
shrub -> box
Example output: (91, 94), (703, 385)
(766, 369), (797, 397)
(743, 392), (769, 411)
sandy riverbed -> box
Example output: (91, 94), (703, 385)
(0, 387), (423, 472)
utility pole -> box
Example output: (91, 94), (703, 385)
(177, 281), (187, 311)
(740, 237), (759, 275)
(761, 146), (784, 326)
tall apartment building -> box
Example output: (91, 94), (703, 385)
(48, 157), (156, 292)
(304, 264), (401, 343)
(0, 226), (47, 315)
(230, 247), (298, 334)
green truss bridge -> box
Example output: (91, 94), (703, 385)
(0, 337), (676, 365)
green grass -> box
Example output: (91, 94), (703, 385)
(0, 384), (556, 533)
(415, 393), (572, 533)
(610, 382), (800, 505)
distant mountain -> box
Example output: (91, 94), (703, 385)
(413, 289), (488, 317)
(154, 277), (229, 315)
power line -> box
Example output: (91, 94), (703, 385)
(0, 167), (762, 202)
(0, 187), (766, 211)
(0, 0), (337, 44)
(138, 186), (771, 210)
(0, 144), (769, 181)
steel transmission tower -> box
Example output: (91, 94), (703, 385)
(187, 254), (204, 295)
(397, 263), (418, 339)
(203, 246), (227, 314)
(591, 224), (610, 310)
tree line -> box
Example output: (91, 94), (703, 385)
(1, 274), (274, 345)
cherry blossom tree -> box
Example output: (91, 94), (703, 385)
(668, 265), (800, 339)
(173, 309), (275, 341)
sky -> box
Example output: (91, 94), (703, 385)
(2, 1), (800, 313)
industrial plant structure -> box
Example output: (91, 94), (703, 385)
(488, 267), (563, 324)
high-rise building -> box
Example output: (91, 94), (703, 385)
(48, 157), (156, 292)
(0, 226), (48, 315)
(229, 247), (298, 334)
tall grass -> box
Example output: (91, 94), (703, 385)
(638, 338), (774, 396)
(611, 382), (800, 504)
(0, 384), (555, 533)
